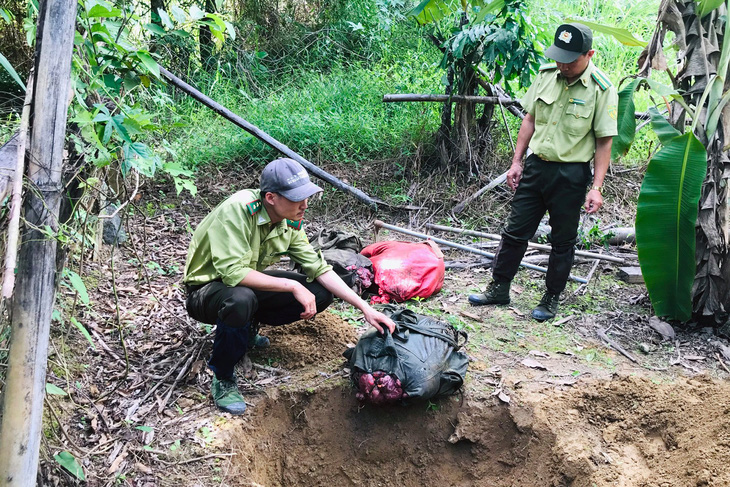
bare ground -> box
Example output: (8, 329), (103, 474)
(33, 161), (730, 486)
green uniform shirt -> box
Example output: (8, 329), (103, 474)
(521, 61), (618, 163)
(183, 189), (332, 287)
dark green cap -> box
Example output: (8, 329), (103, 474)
(545, 23), (593, 63)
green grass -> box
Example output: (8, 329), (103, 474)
(141, 0), (669, 173)
(157, 27), (443, 169)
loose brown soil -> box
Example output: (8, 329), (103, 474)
(32, 163), (730, 486)
(222, 313), (730, 487)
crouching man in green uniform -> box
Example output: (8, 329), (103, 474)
(184, 158), (396, 414)
(469, 23), (618, 320)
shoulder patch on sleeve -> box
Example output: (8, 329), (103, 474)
(245, 199), (262, 215)
(286, 219), (303, 230)
(539, 62), (558, 71)
(591, 69), (613, 91)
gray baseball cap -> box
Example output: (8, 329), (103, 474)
(545, 23), (593, 63)
(260, 158), (323, 202)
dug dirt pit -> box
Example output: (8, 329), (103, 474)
(229, 314), (730, 487)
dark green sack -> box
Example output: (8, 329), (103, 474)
(344, 306), (468, 403)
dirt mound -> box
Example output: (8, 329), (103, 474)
(535, 374), (730, 486)
(254, 312), (359, 368)
(224, 374), (730, 487)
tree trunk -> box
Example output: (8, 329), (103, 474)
(452, 63), (478, 172)
(149, 0), (166, 53)
(199, 0), (215, 68)
(0, 0), (76, 483)
(437, 64), (455, 168)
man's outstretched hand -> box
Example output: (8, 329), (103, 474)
(362, 308), (396, 334)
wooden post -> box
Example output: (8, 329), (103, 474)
(0, 0), (77, 483)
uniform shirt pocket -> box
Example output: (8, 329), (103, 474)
(533, 78), (559, 126)
(563, 99), (593, 136)
(535, 95), (556, 125)
(259, 239), (289, 268)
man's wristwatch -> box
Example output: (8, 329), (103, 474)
(590, 185), (603, 194)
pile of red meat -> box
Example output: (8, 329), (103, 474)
(354, 370), (407, 404)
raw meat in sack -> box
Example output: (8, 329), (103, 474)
(361, 240), (444, 303)
(343, 306), (468, 405)
(295, 229), (374, 295)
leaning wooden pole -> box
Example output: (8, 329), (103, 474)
(0, 0), (77, 483)
(159, 66), (378, 210)
(382, 94), (522, 105)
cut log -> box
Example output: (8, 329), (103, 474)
(617, 266), (644, 284)
(606, 227), (636, 245)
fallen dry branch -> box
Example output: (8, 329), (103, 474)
(574, 256), (602, 296)
(452, 171), (507, 214)
(597, 328), (638, 363)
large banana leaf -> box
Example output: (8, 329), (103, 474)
(566, 19), (647, 47)
(409, 0), (486, 25)
(636, 131), (707, 321)
(696, 0), (725, 19)
(648, 106), (681, 145)
(611, 78), (641, 160)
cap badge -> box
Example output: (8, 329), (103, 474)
(558, 30), (572, 43)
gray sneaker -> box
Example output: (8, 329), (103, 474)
(211, 376), (247, 415)
(468, 280), (511, 306)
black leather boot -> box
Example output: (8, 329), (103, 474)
(531, 292), (560, 321)
(468, 280), (511, 306)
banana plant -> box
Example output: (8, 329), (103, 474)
(617, 0), (730, 322)
(636, 129), (707, 321)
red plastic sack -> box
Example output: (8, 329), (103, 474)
(361, 240), (445, 304)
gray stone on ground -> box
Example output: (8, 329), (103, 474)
(102, 203), (127, 245)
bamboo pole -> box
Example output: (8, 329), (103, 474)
(382, 94), (522, 105)
(424, 223), (627, 265)
(374, 220), (587, 284)
(2, 70), (33, 298)
(0, 0), (77, 483)
(158, 66), (378, 210)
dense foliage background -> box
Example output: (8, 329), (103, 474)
(1, 0), (662, 176)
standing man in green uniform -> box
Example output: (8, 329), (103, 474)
(184, 158), (396, 415)
(469, 23), (618, 320)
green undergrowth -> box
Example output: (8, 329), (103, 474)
(135, 0), (664, 179)
(160, 54), (442, 170)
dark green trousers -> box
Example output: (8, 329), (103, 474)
(492, 154), (591, 294)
